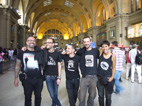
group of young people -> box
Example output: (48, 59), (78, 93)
(14, 36), (119, 106)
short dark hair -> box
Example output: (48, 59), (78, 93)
(27, 36), (35, 40)
(101, 40), (110, 46)
(83, 36), (91, 41)
(47, 38), (55, 43)
(68, 44), (76, 50)
(112, 41), (118, 46)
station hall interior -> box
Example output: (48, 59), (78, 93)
(0, 0), (142, 49)
(0, 0), (142, 106)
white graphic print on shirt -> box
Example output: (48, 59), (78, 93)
(23, 53), (39, 71)
(85, 55), (94, 67)
(48, 56), (56, 65)
(67, 60), (75, 71)
(100, 61), (109, 71)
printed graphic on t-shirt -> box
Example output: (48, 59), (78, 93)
(67, 60), (75, 71)
(23, 53), (39, 71)
(48, 56), (56, 65)
(100, 61), (109, 71)
(85, 55), (94, 67)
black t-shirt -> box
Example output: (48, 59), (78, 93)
(98, 53), (112, 77)
(45, 51), (62, 76)
(85, 48), (99, 75)
(62, 54), (80, 80)
(17, 50), (42, 79)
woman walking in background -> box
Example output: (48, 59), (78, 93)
(0, 47), (4, 74)
(125, 50), (131, 80)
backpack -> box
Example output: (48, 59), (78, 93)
(135, 51), (142, 65)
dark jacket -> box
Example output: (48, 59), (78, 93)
(76, 47), (86, 77)
(34, 46), (45, 69)
(42, 48), (50, 75)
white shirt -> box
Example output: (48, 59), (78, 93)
(129, 48), (139, 64)
(8, 50), (13, 57)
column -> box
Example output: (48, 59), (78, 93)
(6, 10), (11, 48)
(13, 23), (18, 48)
(0, 8), (7, 48)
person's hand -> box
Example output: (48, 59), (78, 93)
(62, 51), (66, 55)
(56, 79), (61, 85)
(107, 77), (113, 82)
(14, 78), (19, 87)
(21, 47), (27, 51)
(41, 46), (45, 50)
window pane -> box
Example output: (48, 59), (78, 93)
(52, 29), (55, 34)
(56, 30), (59, 34)
(48, 30), (51, 34)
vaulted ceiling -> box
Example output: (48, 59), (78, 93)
(10, 0), (117, 40)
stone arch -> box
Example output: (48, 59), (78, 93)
(80, 14), (88, 33)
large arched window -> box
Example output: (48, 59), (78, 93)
(44, 29), (63, 40)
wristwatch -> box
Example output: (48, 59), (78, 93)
(57, 76), (61, 80)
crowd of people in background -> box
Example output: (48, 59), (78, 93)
(0, 36), (142, 106)
(0, 47), (18, 74)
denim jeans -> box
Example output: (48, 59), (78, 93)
(79, 75), (98, 106)
(0, 62), (3, 74)
(66, 78), (80, 106)
(97, 79), (112, 106)
(22, 78), (43, 106)
(13, 55), (17, 62)
(45, 76), (61, 106)
(114, 70), (124, 94)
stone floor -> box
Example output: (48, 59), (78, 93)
(0, 61), (142, 106)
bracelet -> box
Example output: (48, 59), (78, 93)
(57, 77), (61, 80)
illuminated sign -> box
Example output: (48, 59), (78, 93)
(127, 22), (142, 38)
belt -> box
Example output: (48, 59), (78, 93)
(46, 75), (57, 77)
(86, 75), (97, 78)
(28, 76), (41, 80)
(67, 78), (80, 81)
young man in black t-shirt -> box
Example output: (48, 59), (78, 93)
(14, 36), (44, 106)
(62, 45), (80, 106)
(44, 38), (62, 106)
(76, 36), (99, 106)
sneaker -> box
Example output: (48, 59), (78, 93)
(138, 81), (142, 84)
(131, 81), (134, 83)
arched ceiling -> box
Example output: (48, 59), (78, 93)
(10, 0), (117, 40)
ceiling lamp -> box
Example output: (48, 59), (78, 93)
(44, 12), (51, 16)
(64, 0), (74, 8)
(61, 12), (67, 17)
(43, 0), (52, 7)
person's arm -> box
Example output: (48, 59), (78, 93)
(76, 47), (86, 55)
(57, 62), (62, 85)
(14, 59), (21, 87)
(108, 54), (116, 82)
(98, 48), (103, 57)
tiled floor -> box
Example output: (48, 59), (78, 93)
(0, 61), (142, 106)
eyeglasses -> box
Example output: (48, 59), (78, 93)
(27, 40), (36, 42)
(46, 42), (53, 44)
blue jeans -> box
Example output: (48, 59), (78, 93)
(45, 76), (61, 106)
(0, 62), (3, 74)
(114, 70), (124, 94)
(66, 78), (80, 106)
(14, 55), (17, 62)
